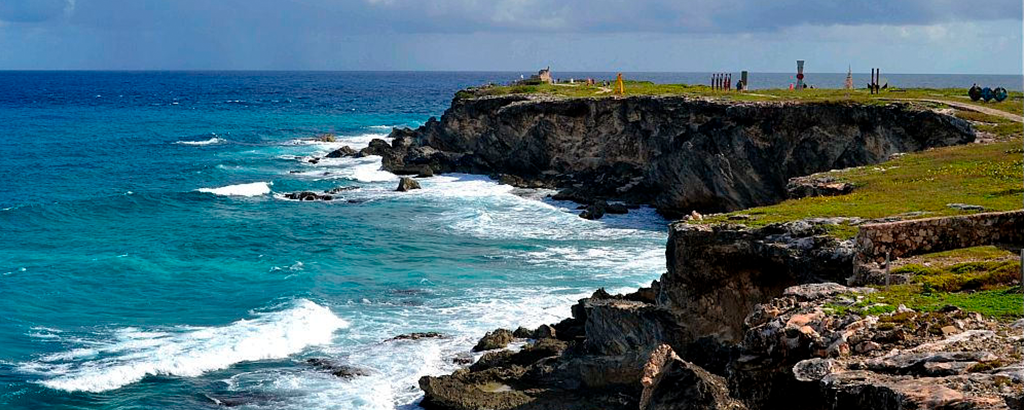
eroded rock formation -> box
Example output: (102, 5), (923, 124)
(380, 95), (974, 217)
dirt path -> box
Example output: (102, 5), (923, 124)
(912, 98), (1023, 123)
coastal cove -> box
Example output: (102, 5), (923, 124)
(0, 71), (1022, 410)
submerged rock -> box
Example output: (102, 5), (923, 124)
(284, 191), (333, 201)
(326, 186), (360, 194)
(386, 332), (448, 342)
(305, 358), (371, 379)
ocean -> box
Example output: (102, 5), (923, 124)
(0, 71), (1018, 410)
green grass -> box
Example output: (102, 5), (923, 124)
(698, 140), (1024, 238)
(826, 285), (1023, 320)
(916, 246), (1018, 262)
(459, 81), (1024, 116)
(894, 260), (1021, 292)
(951, 110), (1023, 140)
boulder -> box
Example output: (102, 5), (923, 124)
(534, 324), (557, 340)
(325, 146), (357, 158)
(473, 329), (514, 352)
(418, 166), (435, 178)
(639, 345), (746, 410)
(580, 202), (606, 220)
(396, 177), (421, 192)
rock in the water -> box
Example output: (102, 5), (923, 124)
(284, 191), (333, 201)
(386, 332), (448, 342)
(605, 203), (629, 214)
(305, 358), (371, 379)
(580, 202), (606, 220)
(417, 166), (435, 178)
(325, 146), (357, 158)
(640, 345), (746, 410)
(473, 329), (514, 352)
(326, 186), (360, 194)
(396, 177), (421, 192)
(308, 158), (320, 164)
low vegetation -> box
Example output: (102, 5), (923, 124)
(826, 285), (1022, 320)
(699, 139), (1023, 238)
(459, 81), (1024, 116)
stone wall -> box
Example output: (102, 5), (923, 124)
(852, 210), (1024, 283)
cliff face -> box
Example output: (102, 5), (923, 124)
(388, 95), (975, 216)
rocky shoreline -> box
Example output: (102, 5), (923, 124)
(367, 93), (1018, 409)
(373, 94), (974, 218)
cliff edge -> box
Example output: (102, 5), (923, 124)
(379, 94), (975, 217)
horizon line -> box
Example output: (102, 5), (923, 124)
(0, 69), (1021, 76)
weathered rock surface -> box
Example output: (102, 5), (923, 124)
(640, 344), (746, 410)
(325, 146), (357, 158)
(473, 329), (514, 351)
(383, 95), (974, 216)
(786, 174), (854, 199)
(396, 177), (421, 192)
(660, 220), (855, 345)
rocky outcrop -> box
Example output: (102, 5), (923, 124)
(736, 285), (1022, 409)
(661, 220), (855, 345)
(640, 344), (747, 410)
(383, 95), (974, 216)
(786, 174), (855, 199)
(396, 177), (421, 192)
(325, 146), (358, 158)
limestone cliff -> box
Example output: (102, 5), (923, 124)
(384, 94), (975, 216)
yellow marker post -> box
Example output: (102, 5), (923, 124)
(616, 73), (625, 95)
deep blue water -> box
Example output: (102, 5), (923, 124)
(0, 71), (1018, 410)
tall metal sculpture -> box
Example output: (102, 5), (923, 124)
(795, 60), (805, 90)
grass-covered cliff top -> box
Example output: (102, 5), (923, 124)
(696, 138), (1023, 239)
(458, 81), (1024, 116)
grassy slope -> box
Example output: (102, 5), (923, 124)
(699, 139), (1023, 238)
(462, 81), (1024, 116)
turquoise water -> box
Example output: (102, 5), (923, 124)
(0, 72), (668, 409)
(1, 71), (1018, 409)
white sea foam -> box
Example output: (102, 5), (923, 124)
(23, 299), (347, 393)
(175, 137), (224, 146)
(197, 182), (272, 197)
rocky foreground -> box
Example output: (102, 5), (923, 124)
(418, 280), (1023, 410)
(350, 93), (1018, 409)
(373, 94), (974, 217)
(412, 217), (1022, 409)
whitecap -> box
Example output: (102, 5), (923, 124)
(175, 137), (224, 146)
(197, 182), (272, 197)
(23, 299), (347, 393)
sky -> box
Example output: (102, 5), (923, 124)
(0, 0), (1021, 74)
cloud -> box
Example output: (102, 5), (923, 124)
(356, 0), (1022, 33)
